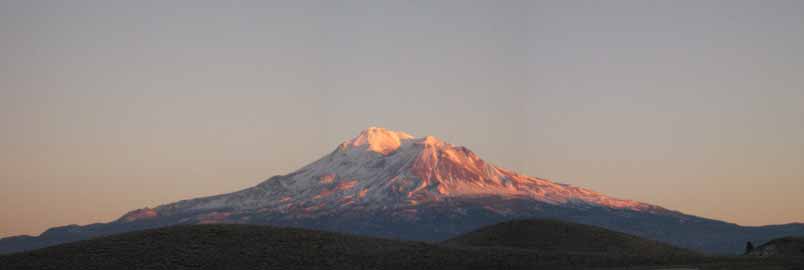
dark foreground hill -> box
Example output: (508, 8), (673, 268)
(443, 219), (698, 258)
(749, 237), (804, 257)
(1, 221), (800, 270)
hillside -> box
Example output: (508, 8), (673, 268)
(444, 219), (698, 258)
(0, 223), (716, 270)
(3, 222), (801, 270)
(749, 237), (804, 257)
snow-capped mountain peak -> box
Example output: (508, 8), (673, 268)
(150, 127), (653, 220)
(339, 127), (415, 155)
(11, 127), (789, 255)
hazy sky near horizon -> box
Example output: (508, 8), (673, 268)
(2, 1), (803, 237)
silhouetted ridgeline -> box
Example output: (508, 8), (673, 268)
(748, 237), (804, 258)
(1, 220), (801, 270)
(443, 219), (698, 258)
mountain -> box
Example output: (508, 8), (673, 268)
(2, 127), (803, 254)
(0, 222), (712, 270)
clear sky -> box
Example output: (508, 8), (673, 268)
(1, 1), (803, 238)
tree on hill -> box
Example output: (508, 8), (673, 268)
(744, 241), (754, 255)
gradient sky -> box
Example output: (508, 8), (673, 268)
(2, 1), (803, 238)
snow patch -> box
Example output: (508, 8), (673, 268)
(341, 127), (415, 155)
